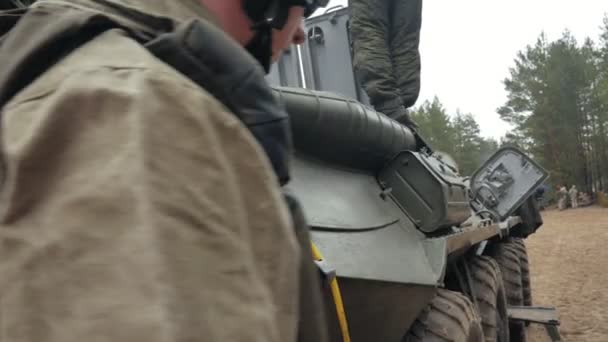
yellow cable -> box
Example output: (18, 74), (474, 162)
(311, 242), (351, 342)
(310, 242), (323, 261)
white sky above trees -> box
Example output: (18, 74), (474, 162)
(313, 0), (608, 139)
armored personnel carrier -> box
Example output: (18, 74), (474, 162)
(268, 7), (560, 342)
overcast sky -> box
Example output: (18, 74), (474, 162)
(313, 0), (608, 139)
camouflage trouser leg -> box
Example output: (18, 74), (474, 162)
(349, 0), (422, 113)
(390, 0), (422, 108)
(349, 0), (401, 115)
(570, 195), (578, 208)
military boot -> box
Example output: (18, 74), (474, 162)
(381, 105), (418, 130)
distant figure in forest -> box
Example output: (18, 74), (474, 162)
(569, 185), (579, 209)
(579, 192), (593, 207)
(557, 185), (568, 210)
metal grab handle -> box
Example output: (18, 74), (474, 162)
(324, 5), (345, 24)
(324, 5), (344, 14)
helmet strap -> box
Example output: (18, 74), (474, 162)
(244, 20), (273, 73)
(242, 0), (291, 74)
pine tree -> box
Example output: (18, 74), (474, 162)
(452, 112), (482, 175)
(499, 22), (608, 193)
(410, 97), (456, 155)
(411, 99), (495, 176)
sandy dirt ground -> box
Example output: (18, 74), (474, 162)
(525, 206), (608, 342)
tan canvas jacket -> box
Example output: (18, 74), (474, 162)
(0, 1), (305, 341)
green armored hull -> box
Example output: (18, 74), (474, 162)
(268, 7), (551, 342)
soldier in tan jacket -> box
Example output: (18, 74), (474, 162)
(0, 0), (327, 341)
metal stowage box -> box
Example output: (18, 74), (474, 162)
(378, 151), (471, 233)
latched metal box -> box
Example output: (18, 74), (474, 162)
(378, 151), (471, 233)
(470, 147), (549, 221)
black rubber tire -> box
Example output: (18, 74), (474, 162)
(511, 238), (532, 306)
(488, 242), (527, 342)
(469, 256), (510, 342)
(404, 289), (484, 342)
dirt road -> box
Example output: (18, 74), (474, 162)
(525, 206), (608, 342)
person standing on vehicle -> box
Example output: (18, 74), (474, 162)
(349, 0), (423, 128)
(0, 1), (328, 342)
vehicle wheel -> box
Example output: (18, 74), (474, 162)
(469, 256), (509, 342)
(488, 242), (526, 342)
(404, 289), (484, 342)
(511, 238), (532, 306)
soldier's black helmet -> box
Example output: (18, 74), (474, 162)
(294, 0), (331, 18)
(242, 0), (328, 73)
(243, 0), (329, 29)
